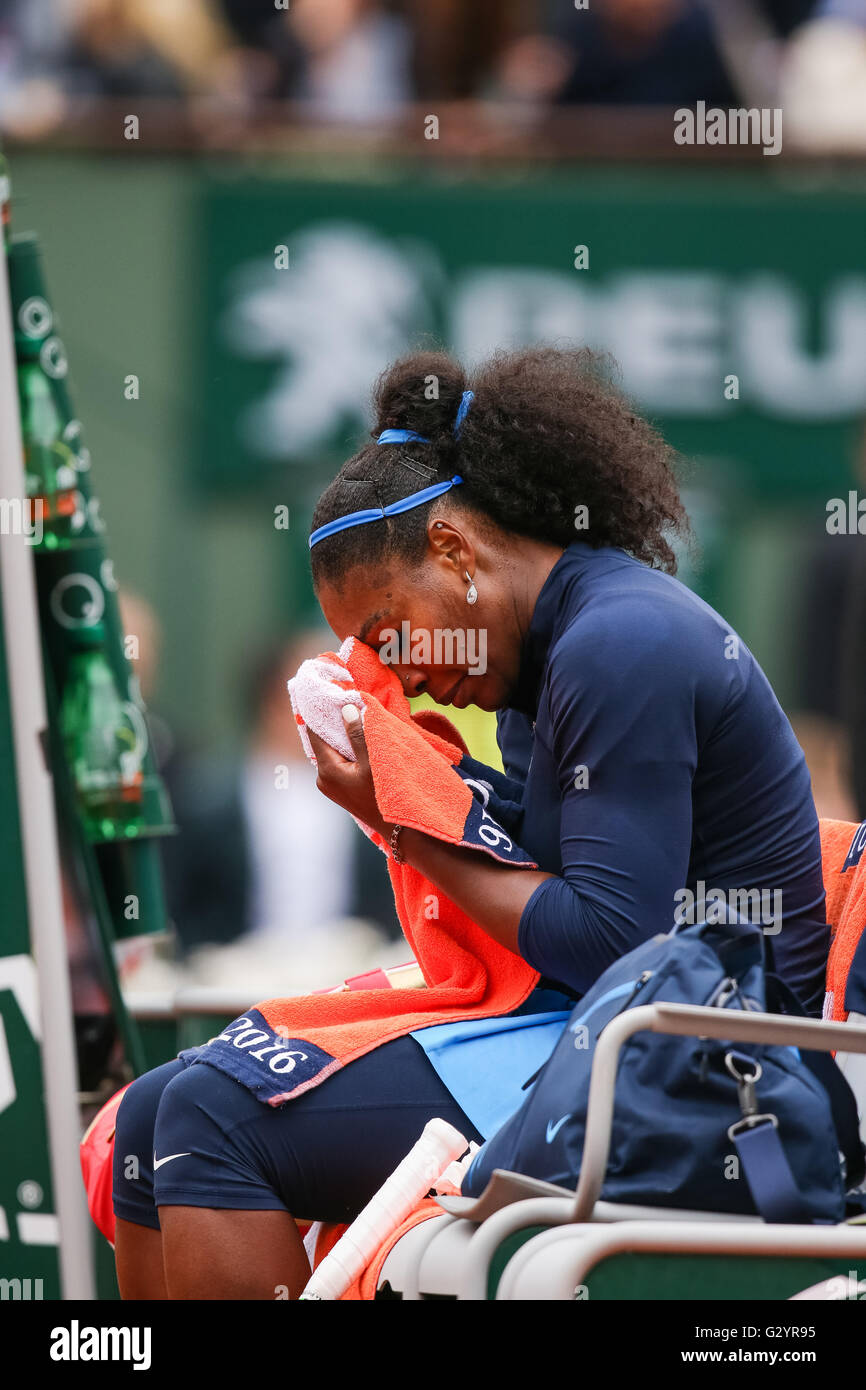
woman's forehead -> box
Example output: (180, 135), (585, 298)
(318, 574), (397, 643)
(357, 607), (394, 643)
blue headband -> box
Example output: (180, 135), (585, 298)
(309, 390), (473, 550)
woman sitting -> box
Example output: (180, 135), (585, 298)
(112, 347), (828, 1298)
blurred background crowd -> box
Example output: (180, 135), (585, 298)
(1, 0), (865, 1073)
(0, 0), (864, 148)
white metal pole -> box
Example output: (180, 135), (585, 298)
(0, 249), (95, 1299)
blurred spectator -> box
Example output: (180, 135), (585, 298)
(0, 0), (69, 86)
(699, 0), (816, 107)
(62, 0), (234, 99)
(0, 0), (236, 134)
(217, 0), (414, 121)
(781, 0), (866, 152)
(287, 0), (413, 121)
(160, 629), (400, 954)
(496, 0), (740, 107)
(493, 0), (818, 109)
(213, 0), (303, 102)
(406, 0), (521, 101)
(0, 0), (72, 135)
(60, 0), (184, 101)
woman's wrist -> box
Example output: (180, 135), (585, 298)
(387, 822), (406, 864)
(379, 818), (401, 848)
(381, 821), (422, 864)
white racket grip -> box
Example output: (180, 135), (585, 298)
(299, 1118), (468, 1300)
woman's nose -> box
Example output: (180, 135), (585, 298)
(397, 666), (427, 697)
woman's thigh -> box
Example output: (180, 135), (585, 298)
(152, 1035), (483, 1225)
(113, 1057), (187, 1230)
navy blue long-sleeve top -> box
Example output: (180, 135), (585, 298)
(498, 543), (829, 1016)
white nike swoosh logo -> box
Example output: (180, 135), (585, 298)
(153, 1152), (191, 1170)
(545, 1115), (569, 1144)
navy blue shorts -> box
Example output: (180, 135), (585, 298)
(112, 1036), (483, 1229)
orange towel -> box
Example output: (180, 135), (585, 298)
(821, 819), (866, 1021)
(307, 1200), (444, 1301)
(193, 636), (539, 1105)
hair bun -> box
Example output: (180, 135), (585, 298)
(372, 351), (467, 445)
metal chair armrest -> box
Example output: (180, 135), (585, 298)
(497, 1218), (866, 1301)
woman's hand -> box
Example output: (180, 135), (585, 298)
(306, 706), (389, 838)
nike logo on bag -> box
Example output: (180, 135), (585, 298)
(545, 1115), (569, 1143)
(153, 1152), (190, 1170)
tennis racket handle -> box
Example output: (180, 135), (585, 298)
(299, 1118), (468, 1300)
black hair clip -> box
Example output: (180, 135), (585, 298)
(395, 453), (436, 481)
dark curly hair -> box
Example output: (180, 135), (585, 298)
(310, 346), (690, 588)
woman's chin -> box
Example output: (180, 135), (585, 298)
(461, 677), (500, 712)
(432, 674), (501, 712)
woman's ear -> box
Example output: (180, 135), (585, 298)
(427, 517), (475, 581)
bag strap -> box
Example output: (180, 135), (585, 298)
(766, 972), (866, 1190)
(732, 1121), (816, 1223)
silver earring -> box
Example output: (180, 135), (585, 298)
(465, 570), (478, 605)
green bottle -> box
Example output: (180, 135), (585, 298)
(17, 361), (81, 547)
(59, 623), (146, 842)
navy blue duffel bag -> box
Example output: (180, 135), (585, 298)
(463, 914), (864, 1223)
